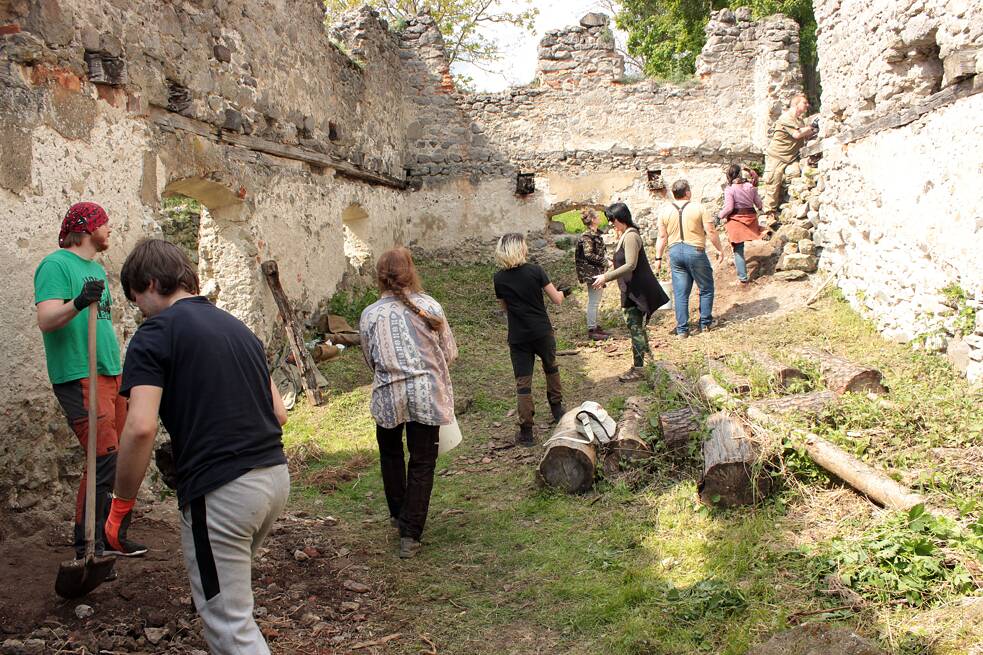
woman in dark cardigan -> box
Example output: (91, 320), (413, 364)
(592, 203), (669, 381)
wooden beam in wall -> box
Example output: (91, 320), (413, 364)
(150, 106), (409, 190)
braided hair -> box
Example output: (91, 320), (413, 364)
(376, 247), (443, 331)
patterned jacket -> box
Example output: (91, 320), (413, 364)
(575, 229), (607, 283)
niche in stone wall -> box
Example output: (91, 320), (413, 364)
(516, 173), (535, 196)
(342, 203), (372, 273)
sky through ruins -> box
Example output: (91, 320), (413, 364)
(453, 0), (631, 92)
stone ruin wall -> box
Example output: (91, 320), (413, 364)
(809, 0), (983, 381)
(0, 1), (800, 520)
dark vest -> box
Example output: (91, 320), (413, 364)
(612, 229), (670, 320)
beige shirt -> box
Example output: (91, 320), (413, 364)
(658, 201), (710, 248)
(766, 110), (806, 163)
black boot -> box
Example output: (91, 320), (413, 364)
(550, 403), (567, 422)
(516, 424), (534, 447)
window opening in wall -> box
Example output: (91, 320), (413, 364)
(166, 80), (191, 113)
(547, 205), (609, 235)
(328, 122), (340, 142)
(342, 203), (372, 272)
(160, 194), (203, 265)
(516, 173), (535, 196)
(646, 169), (665, 191)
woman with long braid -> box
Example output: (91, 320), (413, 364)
(359, 247), (458, 559)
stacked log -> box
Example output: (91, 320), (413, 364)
(751, 351), (808, 388)
(794, 348), (886, 395)
(659, 407), (700, 456)
(539, 410), (596, 494)
(698, 412), (772, 508)
(708, 359), (751, 395)
(748, 391), (835, 420)
(602, 397), (652, 475)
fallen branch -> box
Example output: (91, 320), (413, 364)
(805, 260), (847, 307)
(793, 347), (886, 395)
(352, 633), (402, 650)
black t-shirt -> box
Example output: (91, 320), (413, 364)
(121, 296), (285, 506)
(493, 263), (553, 344)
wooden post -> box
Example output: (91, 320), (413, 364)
(261, 260), (323, 406)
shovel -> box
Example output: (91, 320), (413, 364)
(55, 301), (116, 598)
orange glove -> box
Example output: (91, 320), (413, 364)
(104, 497), (136, 552)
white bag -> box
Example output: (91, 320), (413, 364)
(575, 401), (616, 445)
(438, 418), (462, 455)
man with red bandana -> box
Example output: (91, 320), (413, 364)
(34, 202), (147, 559)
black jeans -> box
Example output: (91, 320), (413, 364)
(508, 334), (563, 427)
(376, 422), (440, 540)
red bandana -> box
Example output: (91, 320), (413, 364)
(59, 202), (109, 247)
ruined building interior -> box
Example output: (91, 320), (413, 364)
(0, 0), (981, 649)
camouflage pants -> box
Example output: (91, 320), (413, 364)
(623, 306), (650, 368)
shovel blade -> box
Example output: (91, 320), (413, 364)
(55, 555), (116, 599)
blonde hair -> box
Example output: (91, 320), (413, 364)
(788, 93), (808, 107)
(495, 232), (528, 269)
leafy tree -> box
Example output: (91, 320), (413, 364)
(324, 0), (537, 71)
(615, 0), (819, 104)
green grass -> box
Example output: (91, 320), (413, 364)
(553, 209), (609, 234)
(282, 261), (983, 655)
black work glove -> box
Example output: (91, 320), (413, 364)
(556, 284), (573, 297)
(811, 117), (819, 132)
(154, 442), (178, 490)
(73, 279), (105, 311)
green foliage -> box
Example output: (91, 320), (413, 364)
(615, 0), (819, 104)
(159, 194), (203, 264)
(552, 209), (609, 234)
(323, 0), (537, 70)
(941, 283), (977, 338)
(326, 287), (379, 326)
(808, 505), (982, 606)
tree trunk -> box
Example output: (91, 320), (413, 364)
(796, 431), (925, 511)
(699, 412), (772, 507)
(539, 410), (596, 494)
(752, 351), (808, 388)
(794, 348), (886, 395)
(748, 391), (835, 420)
(709, 359), (751, 395)
(602, 397), (652, 475)
(659, 407), (700, 456)
(698, 374), (731, 405)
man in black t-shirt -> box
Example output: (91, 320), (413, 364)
(105, 239), (288, 655)
(493, 233), (568, 446)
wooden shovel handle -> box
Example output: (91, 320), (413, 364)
(85, 302), (98, 560)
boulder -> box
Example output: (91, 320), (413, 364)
(798, 239), (816, 255)
(777, 253), (818, 273)
(776, 224), (811, 243)
(774, 270), (808, 281)
(547, 220), (566, 235)
(580, 13), (608, 28)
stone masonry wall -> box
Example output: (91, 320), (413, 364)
(811, 0), (983, 382)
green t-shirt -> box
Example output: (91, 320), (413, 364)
(34, 249), (121, 384)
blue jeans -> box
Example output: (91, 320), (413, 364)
(585, 285), (603, 329)
(732, 242), (747, 282)
(669, 243), (715, 334)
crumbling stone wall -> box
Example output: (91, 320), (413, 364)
(810, 0), (983, 381)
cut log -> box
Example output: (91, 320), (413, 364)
(262, 260), (323, 406)
(795, 430), (925, 511)
(602, 396), (652, 475)
(709, 359), (751, 394)
(794, 347), (886, 395)
(659, 407), (700, 456)
(698, 374), (731, 405)
(539, 410), (596, 494)
(748, 391), (835, 421)
(699, 412), (772, 507)
(751, 351), (808, 388)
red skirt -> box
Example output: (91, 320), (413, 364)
(724, 213), (763, 244)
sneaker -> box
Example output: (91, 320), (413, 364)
(587, 329), (610, 341)
(103, 537), (148, 558)
(618, 367), (645, 382)
(399, 537), (422, 559)
(549, 403), (566, 422)
(516, 425), (535, 447)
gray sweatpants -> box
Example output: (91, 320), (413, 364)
(180, 464), (290, 655)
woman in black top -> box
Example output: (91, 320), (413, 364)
(493, 233), (568, 446)
(592, 203), (669, 382)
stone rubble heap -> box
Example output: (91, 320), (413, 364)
(774, 162), (822, 275)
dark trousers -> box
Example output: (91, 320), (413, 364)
(508, 334), (563, 428)
(376, 422), (439, 541)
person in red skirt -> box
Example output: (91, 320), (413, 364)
(719, 164), (764, 284)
